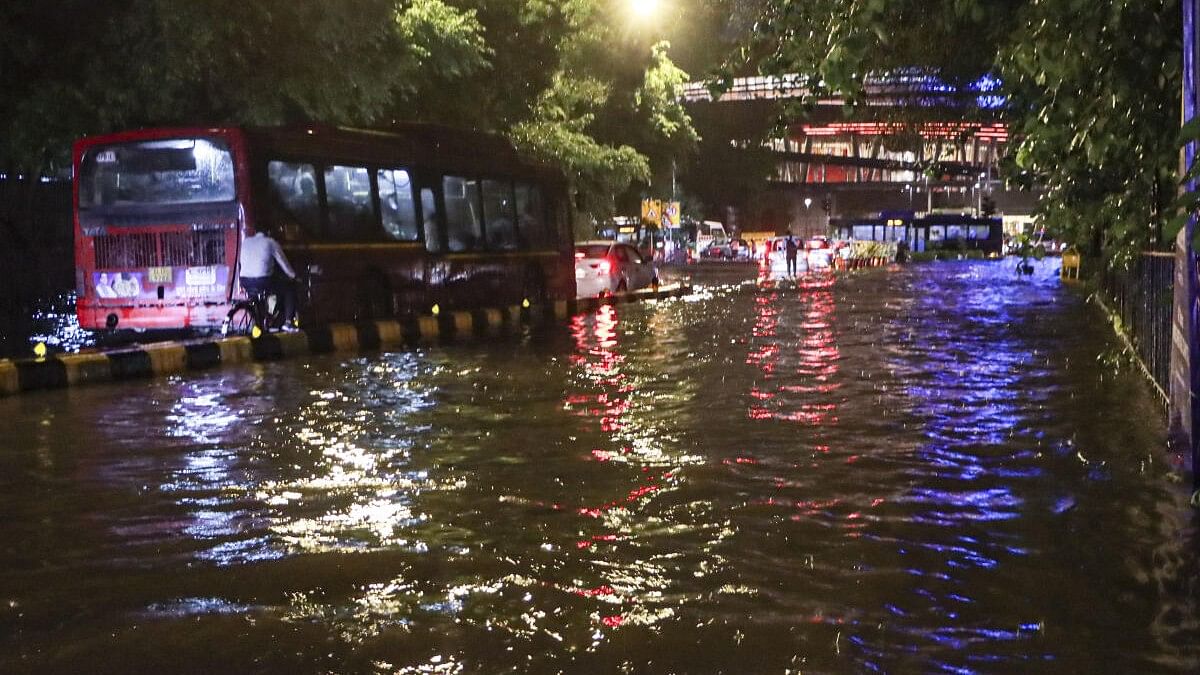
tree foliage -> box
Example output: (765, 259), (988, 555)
(726, 0), (1183, 258)
(1002, 0), (1180, 259)
(0, 0), (699, 227)
(0, 1), (490, 173)
(731, 0), (1018, 113)
(505, 2), (698, 226)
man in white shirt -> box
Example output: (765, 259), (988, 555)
(238, 225), (298, 329)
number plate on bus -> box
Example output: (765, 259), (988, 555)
(148, 266), (173, 283)
(185, 266), (217, 286)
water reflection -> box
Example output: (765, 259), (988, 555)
(563, 303), (710, 637)
(258, 354), (436, 555)
(0, 260), (1196, 673)
(1, 292), (96, 358)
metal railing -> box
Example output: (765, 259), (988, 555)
(1099, 252), (1175, 398)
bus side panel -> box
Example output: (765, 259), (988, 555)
(297, 244), (425, 323)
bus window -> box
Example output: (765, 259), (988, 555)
(267, 161), (321, 237)
(421, 187), (442, 253)
(970, 225), (991, 240)
(376, 168), (419, 241)
(324, 165), (376, 240)
(80, 138), (235, 210)
(515, 183), (546, 249)
(482, 179), (518, 251)
(443, 175), (483, 252)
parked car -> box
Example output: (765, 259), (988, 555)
(700, 242), (734, 259)
(701, 238), (753, 261)
(763, 236), (807, 275)
(806, 236), (834, 269)
(575, 241), (660, 298)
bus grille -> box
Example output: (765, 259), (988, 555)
(94, 230), (226, 269)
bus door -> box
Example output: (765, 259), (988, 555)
(264, 159), (323, 319)
(416, 173), (450, 311)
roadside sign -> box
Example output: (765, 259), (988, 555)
(662, 201), (680, 228)
(641, 198), (661, 226)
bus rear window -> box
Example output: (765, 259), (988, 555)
(79, 138), (235, 210)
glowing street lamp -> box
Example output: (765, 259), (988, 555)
(629, 0), (661, 18)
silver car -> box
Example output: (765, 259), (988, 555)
(575, 241), (660, 298)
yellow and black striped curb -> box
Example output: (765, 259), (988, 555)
(0, 285), (690, 397)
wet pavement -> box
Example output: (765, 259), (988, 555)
(1, 259), (1197, 673)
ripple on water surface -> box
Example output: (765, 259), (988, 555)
(0, 259), (1197, 673)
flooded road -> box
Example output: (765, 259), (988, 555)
(1, 260), (1197, 673)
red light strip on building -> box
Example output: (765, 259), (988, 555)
(796, 122), (1008, 142)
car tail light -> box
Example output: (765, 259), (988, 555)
(575, 251), (585, 260)
(598, 259), (612, 276)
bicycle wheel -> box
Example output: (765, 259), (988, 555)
(222, 303), (258, 336)
(263, 294), (287, 331)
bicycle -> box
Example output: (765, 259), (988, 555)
(221, 288), (288, 337)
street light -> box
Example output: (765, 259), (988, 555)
(629, 0), (661, 18)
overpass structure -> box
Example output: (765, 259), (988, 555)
(682, 73), (1037, 236)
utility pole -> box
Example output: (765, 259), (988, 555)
(1177, 0), (1200, 501)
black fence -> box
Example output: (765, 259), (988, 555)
(1099, 252), (1175, 397)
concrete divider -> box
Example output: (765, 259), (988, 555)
(0, 284), (691, 397)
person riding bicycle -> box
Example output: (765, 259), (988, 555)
(238, 224), (298, 330)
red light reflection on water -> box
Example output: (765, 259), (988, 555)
(745, 279), (841, 426)
(577, 480), (663, 518)
(563, 304), (698, 633)
(567, 305), (632, 432)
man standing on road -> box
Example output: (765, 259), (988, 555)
(785, 233), (799, 276)
(238, 224), (298, 330)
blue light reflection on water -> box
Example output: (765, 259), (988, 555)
(0, 260), (1196, 673)
(866, 262), (1062, 666)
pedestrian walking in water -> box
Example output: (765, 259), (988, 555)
(784, 233), (799, 276)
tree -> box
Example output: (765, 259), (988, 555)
(1002, 0), (1181, 259)
(0, 0), (700, 237)
(503, 1), (698, 231)
(0, 0), (490, 174)
(720, 0), (1183, 259)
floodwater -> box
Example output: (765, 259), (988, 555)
(1, 260), (1197, 673)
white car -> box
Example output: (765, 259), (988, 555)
(764, 236), (808, 276)
(575, 241), (660, 298)
(805, 237), (834, 270)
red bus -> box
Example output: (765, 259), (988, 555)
(73, 124), (575, 331)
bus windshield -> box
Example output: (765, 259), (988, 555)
(78, 138), (235, 210)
